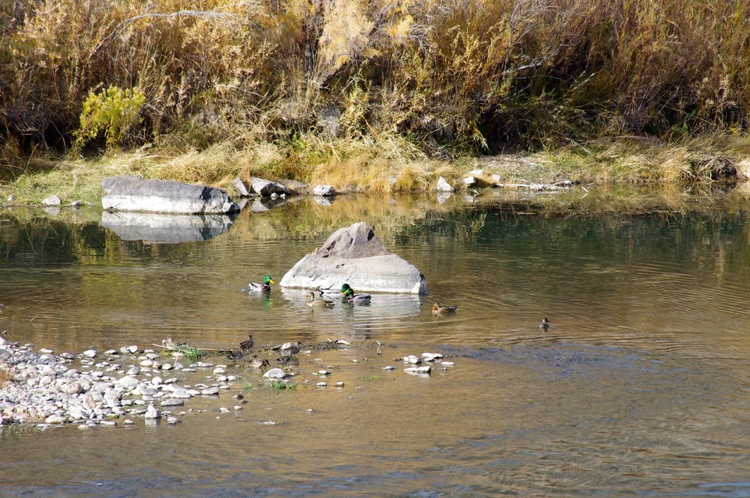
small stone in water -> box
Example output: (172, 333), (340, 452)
(83, 349), (97, 358)
(127, 345), (139, 354)
(123, 419), (135, 426)
(201, 386), (221, 396)
(335, 382), (345, 388)
(39, 348), (53, 354)
(167, 416), (180, 425)
(144, 405), (161, 419)
(383, 366), (395, 371)
(316, 382), (327, 387)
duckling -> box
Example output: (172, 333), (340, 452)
(540, 317), (550, 331)
(249, 276), (274, 292)
(341, 284), (371, 304)
(306, 292), (334, 308)
(239, 334), (254, 352)
(432, 302), (458, 316)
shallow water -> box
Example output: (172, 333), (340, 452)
(2, 189), (750, 497)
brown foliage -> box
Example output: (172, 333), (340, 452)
(0, 0), (748, 157)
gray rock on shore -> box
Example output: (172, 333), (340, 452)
(280, 222), (429, 294)
(101, 175), (239, 214)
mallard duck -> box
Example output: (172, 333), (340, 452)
(432, 302), (458, 316)
(281, 341), (303, 355)
(249, 276), (274, 292)
(341, 284), (371, 304)
(306, 292), (334, 308)
(540, 317), (550, 331)
(239, 334), (254, 352)
(249, 356), (269, 369)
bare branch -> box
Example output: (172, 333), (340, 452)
(92, 10), (249, 57)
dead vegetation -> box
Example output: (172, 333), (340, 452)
(1, 0), (749, 188)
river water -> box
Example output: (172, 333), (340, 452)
(2, 187), (750, 497)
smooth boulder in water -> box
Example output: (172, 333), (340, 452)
(280, 222), (429, 294)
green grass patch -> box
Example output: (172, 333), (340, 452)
(265, 380), (296, 392)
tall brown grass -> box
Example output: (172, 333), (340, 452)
(1, 0), (748, 166)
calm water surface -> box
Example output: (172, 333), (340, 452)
(2, 189), (750, 497)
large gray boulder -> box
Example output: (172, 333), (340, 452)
(280, 222), (429, 294)
(102, 176), (239, 214)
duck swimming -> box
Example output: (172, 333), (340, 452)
(540, 317), (550, 331)
(342, 284), (371, 304)
(432, 303), (458, 316)
(306, 292), (334, 308)
(249, 276), (274, 292)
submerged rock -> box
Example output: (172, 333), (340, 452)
(280, 222), (429, 294)
(101, 175), (239, 214)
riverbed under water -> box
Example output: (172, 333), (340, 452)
(2, 187), (750, 497)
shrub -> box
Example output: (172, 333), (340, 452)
(74, 86), (146, 151)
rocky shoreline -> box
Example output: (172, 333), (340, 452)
(0, 334), (455, 432)
(0, 335), (236, 429)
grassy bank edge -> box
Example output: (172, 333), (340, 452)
(1, 135), (750, 206)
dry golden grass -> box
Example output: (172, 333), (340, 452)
(2, 0), (749, 189)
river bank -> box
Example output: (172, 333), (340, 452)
(2, 135), (750, 208)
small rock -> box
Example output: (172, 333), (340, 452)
(42, 195), (62, 206)
(83, 349), (97, 358)
(160, 398), (184, 407)
(313, 184), (336, 197)
(335, 382), (345, 388)
(123, 419), (135, 426)
(436, 177), (454, 192)
(144, 405), (161, 419)
(119, 376), (140, 389)
(167, 416), (180, 425)
(201, 386), (220, 396)
(263, 368), (287, 380)
(127, 345), (139, 354)
(316, 382), (327, 387)
(383, 366), (395, 371)
(45, 414), (66, 424)
(232, 177), (251, 197)
(421, 352), (443, 362)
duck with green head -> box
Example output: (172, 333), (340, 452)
(249, 276), (274, 292)
(342, 283), (371, 304)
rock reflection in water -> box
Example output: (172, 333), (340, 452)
(101, 211), (236, 243)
